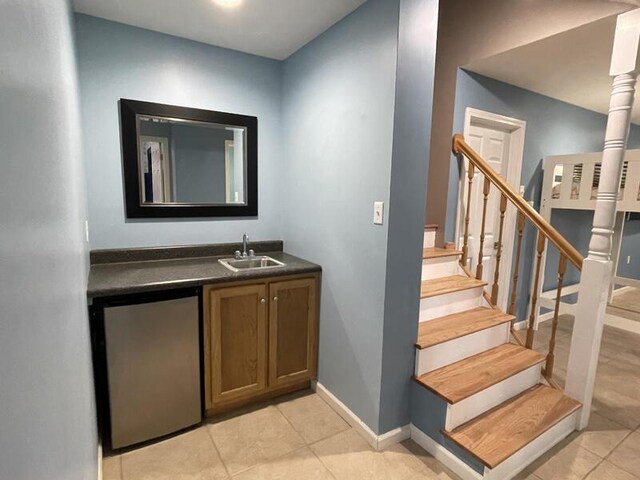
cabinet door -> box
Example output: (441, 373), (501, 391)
(205, 284), (268, 407)
(268, 277), (318, 388)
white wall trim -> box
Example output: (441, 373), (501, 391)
(311, 381), (410, 451)
(409, 424), (483, 480)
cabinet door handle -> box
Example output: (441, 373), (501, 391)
(273, 296), (278, 302)
(260, 298), (266, 304)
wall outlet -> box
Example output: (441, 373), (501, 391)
(627, 256), (631, 265)
(373, 201), (384, 225)
(85, 220), (90, 243)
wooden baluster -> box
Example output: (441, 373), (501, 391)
(461, 162), (474, 266)
(508, 212), (526, 322)
(545, 254), (567, 380)
(526, 232), (547, 349)
(491, 194), (507, 304)
(476, 177), (491, 280)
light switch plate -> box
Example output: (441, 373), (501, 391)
(373, 201), (384, 225)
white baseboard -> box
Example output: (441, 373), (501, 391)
(409, 424), (482, 480)
(311, 380), (410, 451)
(513, 320), (527, 331)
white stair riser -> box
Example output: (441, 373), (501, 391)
(420, 287), (485, 322)
(415, 323), (510, 376)
(483, 411), (579, 480)
(445, 364), (543, 430)
(410, 410), (580, 480)
(424, 230), (436, 248)
(422, 256), (461, 281)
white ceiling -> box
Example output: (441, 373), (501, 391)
(465, 15), (640, 125)
(72, 0), (368, 60)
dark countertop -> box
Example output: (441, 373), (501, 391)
(88, 244), (321, 298)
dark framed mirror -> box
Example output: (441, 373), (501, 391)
(119, 99), (257, 218)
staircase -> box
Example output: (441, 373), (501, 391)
(410, 225), (582, 480)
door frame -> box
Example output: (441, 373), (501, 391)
(139, 135), (172, 202)
(455, 108), (526, 311)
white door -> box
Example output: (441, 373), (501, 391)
(457, 110), (525, 311)
(466, 125), (509, 282)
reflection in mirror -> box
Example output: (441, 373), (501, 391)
(137, 116), (246, 206)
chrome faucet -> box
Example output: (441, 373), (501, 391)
(235, 233), (255, 259)
(242, 233), (250, 257)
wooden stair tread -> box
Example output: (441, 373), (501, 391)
(420, 275), (487, 299)
(423, 247), (463, 259)
(415, 343), (545, 403)
(443, 384), (581, 469)
(416, 307), (514, 349)
(425, 224), (438, 230)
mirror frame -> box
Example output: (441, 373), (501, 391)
(120, 98), (258, 218)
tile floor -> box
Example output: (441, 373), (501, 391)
(102, 390), (458, 480)
(608, 287), (640, 322)
(103, 322), (640, 480)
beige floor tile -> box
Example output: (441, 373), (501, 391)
(121, 427), (228, 480)
(585, 461), (638, 480)
(276, 392), (349, 444)
(595, 362), (640, 400)
(591, 388), (640, 430)
(311, 429), (454, 480)
(570, 412), (630, 457)
(529, 441), (601, 480)
(512, 469), (542, 480)
(208, 405), (305, 475)
(399, 439), (461, 479)
(232, 447), (334, 480)
(102, 455), (122, 480)
(608, 430), (640, 475)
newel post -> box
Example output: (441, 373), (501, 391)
(565, 9), (640, 429)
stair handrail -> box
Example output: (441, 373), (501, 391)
(452, 134), (584, 270)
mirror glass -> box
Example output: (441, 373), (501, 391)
(137, 115), (247, 205)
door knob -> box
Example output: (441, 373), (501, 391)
(273, 296), (278, 302)
(260, 298), (266, 304)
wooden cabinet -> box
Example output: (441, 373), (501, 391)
(206, 284), (268, 405)
(269, 278), (317, 388)
(203, 273), (319, 413)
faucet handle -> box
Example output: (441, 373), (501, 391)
(249, 249), (255, 257)
(234, 250), (242, 260)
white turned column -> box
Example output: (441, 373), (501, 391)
(565, 9), (640, 429)
(589, 73), (637, 260)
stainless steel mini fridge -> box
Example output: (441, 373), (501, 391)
(102, 290), (201, 449)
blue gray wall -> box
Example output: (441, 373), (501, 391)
(448, 70), (640, 319)
(282, 0), (400, 433)
(75, 1), (438, 436)
(75, 14), (283, 249)
(0, 1), (98, 479)
(380, 0), (438, 434)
